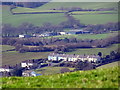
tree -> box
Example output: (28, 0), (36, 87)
(98, 52), (102, 57)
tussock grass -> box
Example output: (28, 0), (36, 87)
(2, 66), (119, 88)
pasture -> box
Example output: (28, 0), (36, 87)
(2, 45), (15, 52)
(2, 6), (67, 27)
(65, 44), (119, 56)
(2, 2), (118, 26)
(97, 61), (119, 69)
(72, 14), (118, 25)
(35, 67), (74, 75)
(69, 11), (117, 15)
(12, 7), (67, 13)
(2, 50), (51, 66)
(36, 2), (117, 10)
(45, 32), (118, 40)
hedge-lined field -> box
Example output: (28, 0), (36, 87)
(2, 43), (119, 65)
(2, 2), (118, 26)
(2, 50), (50, 65)
(65, 44), (119, 56)
(2, 6), (67, 27)
(2, 66), (119, 88)
(69, 11), (117, 15)
(72, 14), (118, 25)
(45, 32), (118, 40)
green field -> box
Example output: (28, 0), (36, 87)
(2, 2), (118, 26)
(2, 5), (67, 27)
(97, 61), (119, 69)
(70, 11), (117, 14)
(36, 2), (117, 10)
(72, 14), (118, 25)
(12, 7), (67, 13)
(65, 44), (119, 57)
(2, 50), (51, 66)
(35, 67), (74, 75)
(2, 45), (15, 51)
(45, 32), (118, 40)
(2, 66), (119, 88)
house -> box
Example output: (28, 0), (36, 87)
(22, 70), (42, 77)
(21, 60), (38, 69)
(19, 34), (32, 38)
(59, 32), (66, 35)
(0, 65), (13, 72)
(41, 32), (58, 37)
(48, 53), (101, 62)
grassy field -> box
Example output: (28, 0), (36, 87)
(2, 45), (15, 52)
(36, 2), (117, 10)
(45, 32), (118, 40)
(2, 66), (119, 88)
(97, 61), (119, 69)
(65, 44), (119, 56)
(35, 67), (75, 75)
(72, 14), (118, 25)
(2, 5), (67, 27)
(2, 50), (51, 66)
(2, 2), (118, 26)
(12, 7), (67, 13)
(70, 11), (117, 14)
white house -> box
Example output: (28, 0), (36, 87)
(48, 53), (101, 62)
(21, 60), (37, 69)
(59, 32), (66, 35)
(19, 34), (31, 38)
(0, 66), (13, 72)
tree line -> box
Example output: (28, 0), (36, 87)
(2, 19), (119, 37)
(2, 34), (120, 53)
(2, 1), (50, 8)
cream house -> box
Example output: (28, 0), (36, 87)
(48, 53), (101, 62)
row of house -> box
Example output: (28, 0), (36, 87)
(19, 29), (91, 38)
(48, 53), (101, 62)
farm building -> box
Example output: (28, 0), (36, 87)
(66, 29), (90, 35)
(19, 34), (32, 38)
(40, 32), (59, 37)
(48, 53), (101, 62)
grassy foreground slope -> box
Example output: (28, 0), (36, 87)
(2, 66), (119, 88)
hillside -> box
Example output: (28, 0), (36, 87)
(36, 2), (118, 10)
(2, 66), (119, 88)
(2, 2), (118, 26)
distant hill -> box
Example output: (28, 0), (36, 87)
(2, 66), (118, 88)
